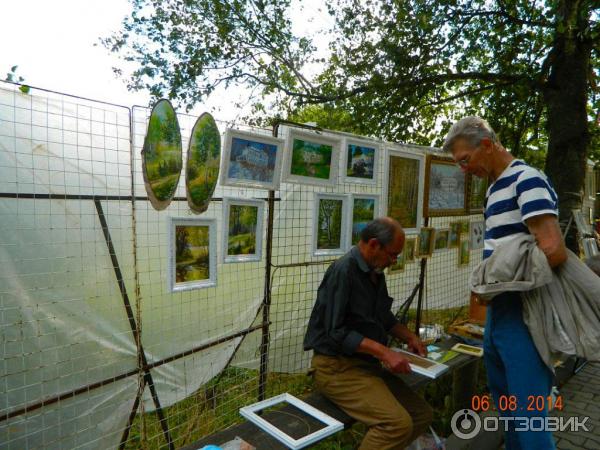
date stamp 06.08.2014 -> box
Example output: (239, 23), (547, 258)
(470, 394), (563, 413)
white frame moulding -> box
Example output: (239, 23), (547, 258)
(382, 145), (426, 235)
(239, 393), (344, 449)
(340, 136), (381, 185)
(168, 217), (217, 292)
(222, 197), (265, 263)
(283, 128), (341, 187)
(312, 192), (350, 257)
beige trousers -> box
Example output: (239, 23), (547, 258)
(311, 354), (433, 450)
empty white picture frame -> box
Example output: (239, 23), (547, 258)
(284, 129), (341, 186)
(239, 393), (344, 449)
(313, 193), (350, 256)
(222, 198), (264, 263)
(341, 137), (380, 185)
(220, 129), (285, 190)
(168, 217), (217, 292)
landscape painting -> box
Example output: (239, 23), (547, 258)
(221, 129), (284, 190)
(313, 194), (348, 256)
(142, 99), (182, 210)
(350, 195), (379, 245)
(434, 229), (449, 251)
(448, 222), (461, 249)
(404, 237), (416, 262)
(285, 130), (340, 186)
(467, 175), (488, 213)
(385, 149), (424, 233)
(459, 237), (470, 266)
(223, 198), (264, 263)
(424, 155), (466, 217)
(186, 113), (221, 213)
(343, 139), (379, 184)
(169, 218), (217, 292)
(416, 227), (435, 258)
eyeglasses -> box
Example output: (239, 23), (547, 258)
(456, 144), (483, 168)
(379, 242), (400, 261)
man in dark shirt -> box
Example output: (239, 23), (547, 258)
(304, 217), (433, 450)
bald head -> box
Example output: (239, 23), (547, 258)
(360, 217), (405, 245)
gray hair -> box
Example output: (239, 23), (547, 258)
(585, 254), (600, 277)
(360, 217), (403, 245)
(442, 116), (498, 153)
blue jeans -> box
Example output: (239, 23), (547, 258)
(484, 292), (555, 450)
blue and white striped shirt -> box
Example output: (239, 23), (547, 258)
(484, 160), (558, 259)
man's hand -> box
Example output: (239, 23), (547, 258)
(407, 336), (427, 357)
(381, 348), (412, 374)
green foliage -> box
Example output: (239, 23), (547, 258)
(5, 65), (29, 94)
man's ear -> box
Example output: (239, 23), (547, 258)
(367, 238), (380, 250)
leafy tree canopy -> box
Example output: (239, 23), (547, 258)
(105, 0), (600, 247)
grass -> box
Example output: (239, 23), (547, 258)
(124, 307), (487, 449)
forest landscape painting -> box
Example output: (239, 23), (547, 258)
(223, 199), (264, 262)
(186, 113), (220, 213)
(314, 194), (348, 255)
(142, 99), (182, 210)
(169, 218), (216, 292)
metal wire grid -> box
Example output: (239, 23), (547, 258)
(0, 84), (137, 449)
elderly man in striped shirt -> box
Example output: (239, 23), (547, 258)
(444, 116), (567, 450)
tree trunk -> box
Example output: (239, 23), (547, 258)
(543, 0), (592, 253)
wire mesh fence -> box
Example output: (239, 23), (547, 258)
(1, 80), (484, 449)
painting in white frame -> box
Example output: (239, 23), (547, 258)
(239, 393), (344, 449)
(350, 194), (380, 245)
(284, 129), (341, 186)
(313, 193), (349, 256)
(383, 146), (425, 234)
(341, 137), (380, 184)
(222, 198), (264, 263)
(168, 217), (217, 292)
(220, 128), (285, 190)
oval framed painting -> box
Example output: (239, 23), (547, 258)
(141, 99), (183, 210)
(186, 112), (221, 213)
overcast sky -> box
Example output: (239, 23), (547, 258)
(0, 0), (332, 122)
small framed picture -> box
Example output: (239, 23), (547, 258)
(168, 218), (217, 292)
(222, 198), (264, 263)
(470, 221), (485, 250)
(220, 129), (285, 190)
(423, 154), (467, 217)
(349, 194), (380, 245)
(284, 129), (341, 186)
(467, 175), (488, 214)
(434, 229), (449, 251)
(341, 137), (380, 185)
(313, 193), (350, 256)
(458, 235), (470, 267)
(416, 227), (436, 258)
(404, 237), (416, 263)
(383, 147), (426, 234)
(448, 222), (461, 249)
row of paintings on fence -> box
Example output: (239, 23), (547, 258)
(141, 100), (487, 230)
(387, 220), (485, 273)
(168, 193), (485, 292)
